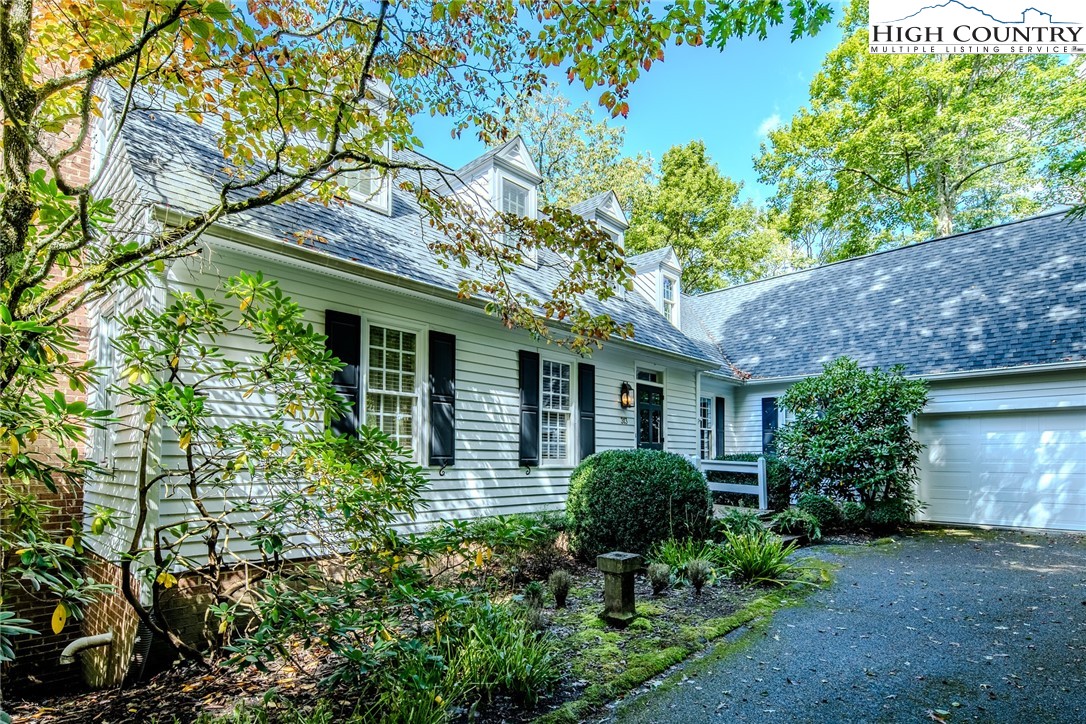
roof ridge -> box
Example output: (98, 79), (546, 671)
(691, 208), (1071, 299)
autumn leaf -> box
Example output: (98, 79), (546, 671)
(51, 603), (68, 634)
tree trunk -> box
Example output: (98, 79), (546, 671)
(0, 0), (37, 284)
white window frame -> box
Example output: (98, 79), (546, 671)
(698, 396), (714, 461)
(661, 273), (678, 324)
(539, 357), (574, 465)
(494, 168), (538, 265)
(93, 304), (119, 467)
(361, 314), (427, 464)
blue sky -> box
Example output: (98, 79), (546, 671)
(410, 14), (845, 204)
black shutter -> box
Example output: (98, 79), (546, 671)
(325, 309), (362, 437)
(518, 350), (540, 467)
(577, 363), (596, 461)
(714, 396), (726, 458)
(429, 331), (456, 468)
(761, 397), (779, 453)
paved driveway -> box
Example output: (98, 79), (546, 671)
(615, 529), (1086, 723)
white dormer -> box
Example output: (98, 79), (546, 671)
(451, 136), (542, 262)
(627, 246), (682, 327)
(569, 190), (629, 250)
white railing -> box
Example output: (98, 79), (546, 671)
(701, 457), (768, 511)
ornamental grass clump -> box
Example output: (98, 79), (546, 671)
(685, 559), (713, 595)
(647, 563), (672, 595)
(720, 530), (798, 587)
(649, 538), (725, 581)
(548, 570), (573, 608)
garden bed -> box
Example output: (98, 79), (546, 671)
(10, 559), (828, 724)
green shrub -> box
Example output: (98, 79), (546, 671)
(649, 538), (725, 581)
(444, 603), (560, 706)
(779, 357), (928, 512)
(548, 570), (573, 608)
(566, 449), (712, 558)
(686, 560), (713, 594)
(713, 508), (764, 538)
(647, 563), (672, 595)
(706, 453), (792, 510)
(522, 580), (545, 609)
(424, 512), (567, 586)
(797, 493), (842, 533)
(864, 497), (914, 532)
(771, 508), (821, 541)
(719, 530), (798, 587)
(840, 500), (866, 531)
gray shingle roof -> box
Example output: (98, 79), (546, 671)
(114, 95), (713, 364)
(682, 211), (1086, 379)
(627, 247), (674, 269)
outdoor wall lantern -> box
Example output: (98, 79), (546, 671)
(619, 381), (634, 409)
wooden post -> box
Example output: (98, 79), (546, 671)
(757, 456), (768, 510)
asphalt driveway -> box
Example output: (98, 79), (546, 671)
(615, 529), (1086, 723)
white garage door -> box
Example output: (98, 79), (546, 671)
(916, 410), (1086, 531)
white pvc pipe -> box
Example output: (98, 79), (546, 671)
(59, 630), (113, 665)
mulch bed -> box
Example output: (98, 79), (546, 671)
(10, 560), (768, 724)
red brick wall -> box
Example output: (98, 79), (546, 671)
(79, 556), (141, 688)
(3, 69), (101, 693)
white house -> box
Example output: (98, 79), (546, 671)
(83, 87), (1086, 586)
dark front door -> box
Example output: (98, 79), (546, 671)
(637, 384), (664, 450)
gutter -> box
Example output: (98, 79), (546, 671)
(734, 359), (1086, 387)
(151, 205), (719, 371)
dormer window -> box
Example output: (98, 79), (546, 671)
(501, 177), (529, 217)
(498, 174), (536, 263)
(340, 167), (391, 214)
(662, 275), (677, 322)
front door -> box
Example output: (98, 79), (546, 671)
(637, 384), (664, 450)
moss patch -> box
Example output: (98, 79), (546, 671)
(537, 562), (834, 723)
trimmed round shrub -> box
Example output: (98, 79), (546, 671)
(840, 500), (866, 531)
(864, 497), (915, 532)
(797, 493), (843, 532)
(566, 449), (712, 559)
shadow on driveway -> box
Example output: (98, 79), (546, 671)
(614, 529), (1086, 723)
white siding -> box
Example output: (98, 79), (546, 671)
(732, 382), (791, 454)
(698, 375), (741, 456)
(632, 267), (657, 305)
(924, 371), (1086, 414)
(83, 102), (164, 561)
(139, 238), (705, 560)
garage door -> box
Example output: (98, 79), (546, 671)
(916, 410), (1086, 531)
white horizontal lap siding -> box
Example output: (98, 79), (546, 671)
(632, 268), (657, 305)
(698, 376), (740, 455)
(156, 240), (701, 556)
(732, 383), (791, 454)
(83, 123), (164, 560)
(924, 370), (1086, 414)
(595, 354), (637, 451)
(664, 368), (697, 457)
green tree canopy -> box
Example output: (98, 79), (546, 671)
(626, 140), (775, 292)
(509, 83), (655, 211)
(757, 0), (1086, 258)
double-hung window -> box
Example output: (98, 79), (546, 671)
(540, 360), (571, 463)
(662, 276), (677, 322)
(500, 177), (531, 254)
(94, 311), (118, 465)
(698, 397), (713, 460)
(366, 325), (418, 452)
